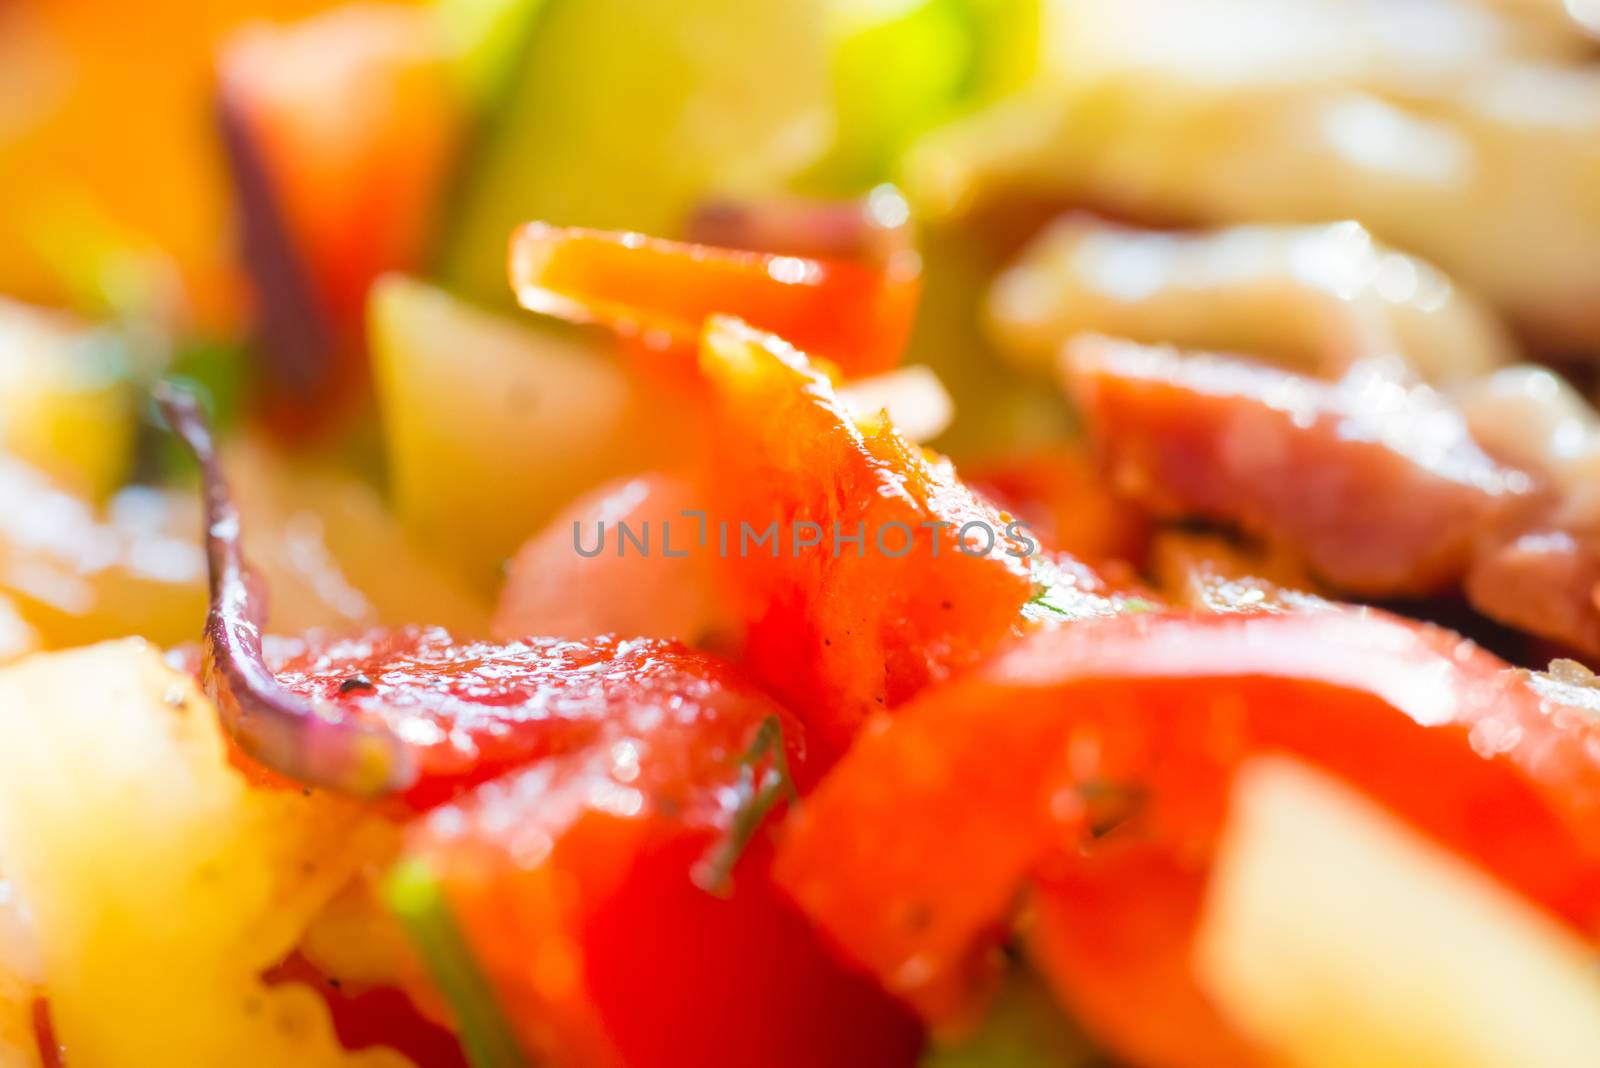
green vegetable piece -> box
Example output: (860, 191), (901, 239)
(809, 0), (1042, 195)
(385, 858), (531, 1068)
(436, 0), (829, 304)
(922, 968), (1105, 1068)
(433, 0), (550, 111)
(814, 0), (976, 193)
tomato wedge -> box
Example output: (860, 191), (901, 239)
(272, 628), (778, 811)
(265, 953), (468, 1068)
(269, 623), (925, 1066)
(697, 316), (1035, 753)
(400, 667), (923, 1068)
(775, 609), (1600, 1046)
(966, 445), (1150, 569)
(507, 224), (919, 375)
(218, 5), (462, 434)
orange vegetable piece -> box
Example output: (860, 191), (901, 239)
(509, 225), (919, 376)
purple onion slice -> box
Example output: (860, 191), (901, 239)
(156, 383), (414, 796)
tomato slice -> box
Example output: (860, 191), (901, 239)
(492, 473), (732, 648)
(507, 224), (920, 375)
(273, 628), (773, 810)
(966, 445), (1150, 569)
(265, 953), (468, 1068)
(775, 609), (1600, 1043)
(1027, 839), (1274, 1068)
(697, 316), (1036, 754)
(402, 670), (922, 1068)
(218, 5), (462, 434)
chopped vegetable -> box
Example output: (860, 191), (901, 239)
(370, 275), (656, 589)
(0, 298), (134, 499)
(272, 628), (779, 810)
(0, 458), (207, 650)
(0, 640), (406, 1067)
(777, 608), (1600, 1042)
(220, 438), (491, 638)
(158, 383), (416, 796)
(402, 659), (923, 1067)
(1194, 756), (1600, 1068)
(384, 860), (527, 1068)
(813, 0), (1040, 193)
(218, 4), (463, 431)
(436, 0), (828, 302)
(698, 315), (1034, 753)
(508, 224), (919, 376)
(492, 474), (730, 646)
(433, 0), (549, 111)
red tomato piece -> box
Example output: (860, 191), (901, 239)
(1027, 841), (1273, 1068)
(697, 316), (1036, 754)
(406, 675), (923, 1068)
(775, 609), (1600, 1049)
(493, 474), (732, 649)
(507, 224), (920, 376)
(220, 6), (460, 323)
(967, 445), (1151, 570)
(1043, 675), (1537, 1066)
(272, 628), (772, 810)
(218, 5), (462, 432)
(265, 953), (469, 1068)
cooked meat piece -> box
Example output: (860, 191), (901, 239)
(1063, 337), (1531, 595)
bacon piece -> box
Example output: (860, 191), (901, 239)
(1063, 337), (1531, 596)
(1453, 364), (1600, 657)
(1149, 531), (1332, 616)
(1467, 529), (1600, 657)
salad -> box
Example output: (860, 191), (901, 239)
(1, 0), (1599, 1066)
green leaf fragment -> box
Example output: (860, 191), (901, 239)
(691, 714), (795, 898)
(384, 857), (532, 1068)
(433, 0), (551, 112)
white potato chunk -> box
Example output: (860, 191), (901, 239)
(370, 274), (646, 590)
(1196, 756), (1600, 1068)
(989, 217), (1514, 385)
(838, 364), (955, 443)
(0, 641), (409, 1068)
(912, 0), (1600, 352)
